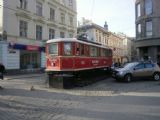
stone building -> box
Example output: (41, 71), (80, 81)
(78, 19), (127, 64)
(78, 19), (109, 47)
(135, 0), (160, 63)
(108, 32), (124, 64)
(0, 0), (77, 71)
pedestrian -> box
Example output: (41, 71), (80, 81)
(0, 63), (5, 80)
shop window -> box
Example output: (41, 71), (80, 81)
(48, 43), (58, 55)
(64, 43), (72, 55)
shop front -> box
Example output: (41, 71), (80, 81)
(8, 43), (45, 70)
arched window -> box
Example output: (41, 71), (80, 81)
(145, 0), (152, 15)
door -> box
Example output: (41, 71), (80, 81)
(132, 63), (146, 77)
(144, 63), (154, 76)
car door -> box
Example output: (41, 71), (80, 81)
(144, 63), (154, 76)
(132, 63), (145, 77)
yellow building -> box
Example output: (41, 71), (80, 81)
(108, 32), (124, 64)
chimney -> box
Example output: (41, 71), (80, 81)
(104, 21), (108, 31)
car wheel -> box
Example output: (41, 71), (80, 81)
(153, 73), (160, 81)
(124, 74), (132, 82)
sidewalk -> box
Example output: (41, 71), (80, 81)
(4, 73), (45, 80)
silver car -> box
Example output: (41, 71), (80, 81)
(112, 62), (160, 82)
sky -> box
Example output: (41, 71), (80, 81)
(77, 0), (136, 37)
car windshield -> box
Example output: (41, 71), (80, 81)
(123, 62), (138, 69)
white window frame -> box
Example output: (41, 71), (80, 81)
(36, 1), (43, 16)
(36, 25), (42, 40)
(145, 0), (152, 15)
(50, 8), (55, 21)
(136, 3), (141, 18)
(49, 28), (55, 39)
(20, 0), (27, 9)
(19, 20), (28, 37)
(146, 21), (152, 37)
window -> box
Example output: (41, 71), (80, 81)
(90, 46), (98, 57)
(69, 0), (73, 6)
(145, 0), (152, 15)
(60, 32), (65, 38)
(49, 29), (55, 39)
(36, 25), (42, 40)
(145, 63), (154, 68)
(101, 49), (105, 57)
(20, 0), (27, 9)
(136, 3), (141, 18)
(69, 16), (73, 26)
(146, 21), (152, 37)
(135, 63), (145, 70)
(48, 43), (58, 55)
(75, 43), (80, 55)
(64, 43), (72, 55)
(19, 20), (28, 37)
(60, 13), (65, 24)
(50, 8), (55, 21)
(69, 33), (73, 38)
(36, 2), (42, 16)
(80, 44), (85, 56)
(60, 0), (66, 5)
(137, 23), (141, 38)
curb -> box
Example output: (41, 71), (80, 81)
(4, 74), (45, 80)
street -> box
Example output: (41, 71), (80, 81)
(0, 74), (160, 120)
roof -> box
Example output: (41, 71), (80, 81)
(78, 23), (108, 33)
(47, 38), (110, 49)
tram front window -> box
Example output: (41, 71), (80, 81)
(48, 43), (58, 55)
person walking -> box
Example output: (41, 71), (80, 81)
(0, 63), (5, 80)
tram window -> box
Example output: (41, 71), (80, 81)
(108, 49), (112, 56)
(98, 48), (101, 57)
(90, 46), (97, 57)
(101, 49), (105, 57)
(48, 43), (58, 55)
(75, 43), (80, 55)
(80, 44), (85, 56)
(105, 49), (109, 57)
(85, 45), (89, 56)
(63, 43), (72, 55)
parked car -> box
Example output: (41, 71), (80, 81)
(112, 62), (160, 82)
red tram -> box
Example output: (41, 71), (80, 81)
(46, 38), (112, 74)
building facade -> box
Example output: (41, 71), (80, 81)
(135, 0), (160, 63)
(0, 0), (77, 70)
(108, 32), (124, 64)
(78, 19), (127, 64)
(78, 20), (109, 47)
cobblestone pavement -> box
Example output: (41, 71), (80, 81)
(0, 74), (160, 120)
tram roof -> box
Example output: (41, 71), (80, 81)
(47, 38), (110, 49)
